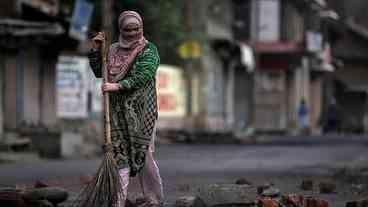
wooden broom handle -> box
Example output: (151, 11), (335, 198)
(101, 32), (112, 145)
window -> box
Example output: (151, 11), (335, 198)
(232, 0), (252, 41)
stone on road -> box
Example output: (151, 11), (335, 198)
(0, 143), (368, 207)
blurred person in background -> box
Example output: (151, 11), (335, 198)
(298, 98), (310, 135)
(88, 10), (163, 207)
(323, 98), (340, 134)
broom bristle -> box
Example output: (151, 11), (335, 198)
(73, 151), (124, 207)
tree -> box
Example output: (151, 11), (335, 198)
(114, 0), (186, 65)
(60, 0), (186, 65)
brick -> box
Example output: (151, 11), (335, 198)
(257, 198), (279, 207)
(282, 194), (304, 206)
(304, 197), (329, 207)
(198, 184), (257, 206)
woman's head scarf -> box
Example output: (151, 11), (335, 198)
(108, 11), (147, 82)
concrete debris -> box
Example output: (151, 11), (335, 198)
(235, 178), (252, 185)
(261, 187), (281, 198)
(197, 184), (257, 206)
(178, 184), (191, 192)
(175, 196), (206, 207)
(318, 182), (336, 194)
(351, 184), (366, 195)
(345, 199), (368, 207)
(257, 183), (273, 195)
(301, 179), (314, 191)
(22, 187), (69, 205)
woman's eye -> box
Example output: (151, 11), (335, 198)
(124, 28), (139, 32)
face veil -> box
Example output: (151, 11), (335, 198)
(107, 11), (148, 82)
(118, 11), (146, 49)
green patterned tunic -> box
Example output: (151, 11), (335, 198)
(88, 42), (160, 177)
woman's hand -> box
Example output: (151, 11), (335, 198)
(102, 83), (122, 92)
(91, 32), (105, 50)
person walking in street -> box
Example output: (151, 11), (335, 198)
(88, 11), (163, 207)
(323, 99), (340, 134)
(298, 98), (309, 134)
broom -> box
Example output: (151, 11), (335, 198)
(73, 32), (124, 207)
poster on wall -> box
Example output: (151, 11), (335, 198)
(92, 78), (103, 113)
(57, 56), (90, 118)
(157, 65), (186, 117)
(256, 0), (280, 42)
(306, 31), (323, 52)
(69, 0), (94, 41)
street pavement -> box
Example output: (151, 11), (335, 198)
(0, 143), (368, 206)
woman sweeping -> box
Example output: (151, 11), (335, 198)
(88, 11), (163, 207)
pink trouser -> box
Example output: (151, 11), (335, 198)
(118, 128), (163, 207)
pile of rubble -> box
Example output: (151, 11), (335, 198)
(175, 178), (367, 207)
(0, 177), (92, 207)
(0, 186), (68, 207)
(1, 177), (367, 207)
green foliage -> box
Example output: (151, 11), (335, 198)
(115, 0), (186, 65)
(61, 0), (186, 64)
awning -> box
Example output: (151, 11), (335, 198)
(346, 18), (368, 41)
(0, 19), (64, 37)
(250, 41), (303, 54)
(21, 0), (59, 17)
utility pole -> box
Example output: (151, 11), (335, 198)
(0, 55), (3, 140)
(184, 0), (193, 117)
(102, 0), (114, 44)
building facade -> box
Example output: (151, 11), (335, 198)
(327, 0), (368, 133)
(183, 0), (337, 136)
(0, 0), (76, 139)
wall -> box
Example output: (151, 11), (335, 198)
(234, 66), (253, 130)
(254, 70), (287, 131)
(206, 0), (234, 40)
(4, 53), (18, 130)
(0, 53), (4, 138)
(310, 77), (323, 134)
(287, 69), (297, 132)
(156, 65), (187, 130)
(335, 64), (368, 91)
(282, 1), (304, 42)
(23, 48), (41, 124)
(335, 64), (368, 132)
(41, 56), (57, 126)
(201, 46), (226, 131)
(3, 48), (58, 130)
(224, 63), (235, 130)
